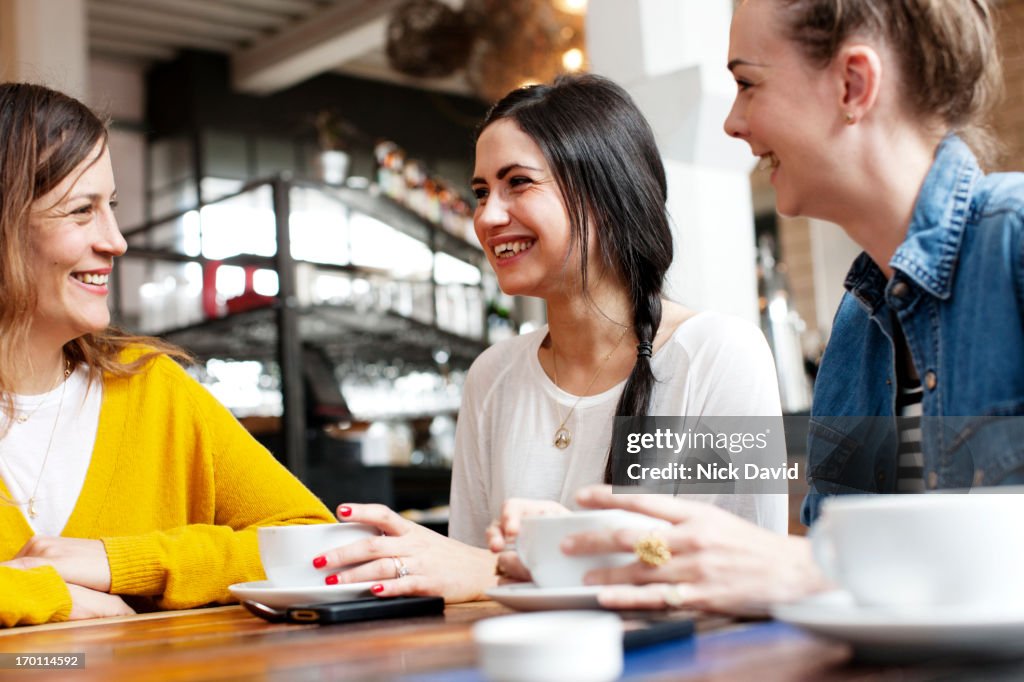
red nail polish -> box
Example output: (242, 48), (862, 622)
(312, 556), (327, 569)
(338, 506), (352, 517)
(325, 574), (339, 585)
(371, 584), (384, 594)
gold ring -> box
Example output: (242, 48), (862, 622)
(392, 556), (409, 579)
(634, 533), (671, 567)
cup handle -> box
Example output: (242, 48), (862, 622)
(808, 516), (839, 583)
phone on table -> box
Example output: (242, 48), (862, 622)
(243, 596), (445, 625)
(621, 614), (695, 649)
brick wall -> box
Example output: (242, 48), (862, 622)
(994, 0), (1024, 171)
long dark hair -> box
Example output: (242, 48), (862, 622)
(476, 74), (674, 482)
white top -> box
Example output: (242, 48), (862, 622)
(448, 311), (788, 547)
(0, 365), (101, 536)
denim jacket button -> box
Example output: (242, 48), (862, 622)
(891, 281), (910, 299)
(924, 371), (938, 390)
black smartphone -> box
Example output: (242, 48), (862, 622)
(244, 597), (445, 625)
(621, 615), (695, 649)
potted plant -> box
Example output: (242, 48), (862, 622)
(315, 111), (360, 185)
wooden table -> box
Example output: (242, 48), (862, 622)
(1, 602), (1021, 681)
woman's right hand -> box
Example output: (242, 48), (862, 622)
(316, 503), (498, 603)
(485, 498), (571, 583)
(66, 585), (135, 620)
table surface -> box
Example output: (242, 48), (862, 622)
(1, 601), (1022, 681)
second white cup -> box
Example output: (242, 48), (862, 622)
(517, 510), (670, 589)
(812, 492), (1024, 611)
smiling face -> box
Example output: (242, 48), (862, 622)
(471, 119), (580, 298)
(27, 141), (126, 347)
(724, 0), (846, 218)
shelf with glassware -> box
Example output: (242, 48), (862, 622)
(112, 175), (495, 481)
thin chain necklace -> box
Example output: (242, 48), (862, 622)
(14, 386), (57, 424)
(0, 359), (71, 519)
(551, 326), (629, 449)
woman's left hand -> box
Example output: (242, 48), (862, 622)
(14, 537), (112, 592)
(316, 503), (498, 603)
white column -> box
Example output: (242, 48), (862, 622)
(0, 0), (87, 99)
(587, 0), (759, 325)
(810, 219), (863, 337)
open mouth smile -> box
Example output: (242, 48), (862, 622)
(493, 239), (536, 260)
(70, 270), (111, 291)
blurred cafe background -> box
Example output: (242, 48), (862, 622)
(2, 0), (1022, 534)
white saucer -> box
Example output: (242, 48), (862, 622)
(774, 591), (1024, 660)
(486, 582), (603, 611)
(228, 580), (375, 608)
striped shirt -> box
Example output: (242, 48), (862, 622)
(893, 317), (925, 492)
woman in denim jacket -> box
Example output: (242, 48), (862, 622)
(549, 0), (1024, 614)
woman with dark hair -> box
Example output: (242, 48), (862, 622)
(314, 74), (785, 601)
(0, 83), (334, 627)
(557, 0), (1024, 615)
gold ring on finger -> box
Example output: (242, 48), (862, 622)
(634, 533), (671, 567)
(392, 556), (409, 579)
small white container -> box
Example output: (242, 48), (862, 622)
(473, 611), (623, 682)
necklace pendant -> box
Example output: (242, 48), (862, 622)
(27, 499), (38, 519)
(554, 428), (572, 449)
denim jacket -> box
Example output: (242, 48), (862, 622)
(802, 135), (1024, 525)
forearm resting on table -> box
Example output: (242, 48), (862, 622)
(102, 525), (268, 609)
(0, 565), (71, 627)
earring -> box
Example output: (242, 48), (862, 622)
(844, 112), (855, 125)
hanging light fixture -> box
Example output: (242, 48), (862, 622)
(385, 0), (476, 79)
(385, 0), (587, 103)
(552, 0), (588, 16)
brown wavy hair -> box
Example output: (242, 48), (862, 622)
(0, 83), (187, 431)
(775, 0), (1004, 165)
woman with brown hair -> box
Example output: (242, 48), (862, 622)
(563, 0), (1024, 614)
(0, 83), (334, 627)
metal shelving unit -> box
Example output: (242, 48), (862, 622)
(113, 176), (488, 482)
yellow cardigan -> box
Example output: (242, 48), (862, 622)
(0, 351), (335, 626)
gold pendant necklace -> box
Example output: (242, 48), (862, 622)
(1, 359), (71, 519)
(551, 327), (629, 450)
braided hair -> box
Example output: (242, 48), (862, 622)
(476, 74), (674, 482)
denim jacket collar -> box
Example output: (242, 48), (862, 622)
(844, 134), (980, 310)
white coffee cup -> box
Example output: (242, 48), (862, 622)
(474, 611), (623, 682)
(517, 510), (670, 588)
(257, 523), (377, 587)
(811, 492), (1024, 611)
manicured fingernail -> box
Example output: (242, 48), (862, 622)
(561, 538), (575, 552)
(325, 574), (339, 585)
(312, 556), (327, 568)
(338, 506), (352, 517)
(371, 584), (384, 594)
